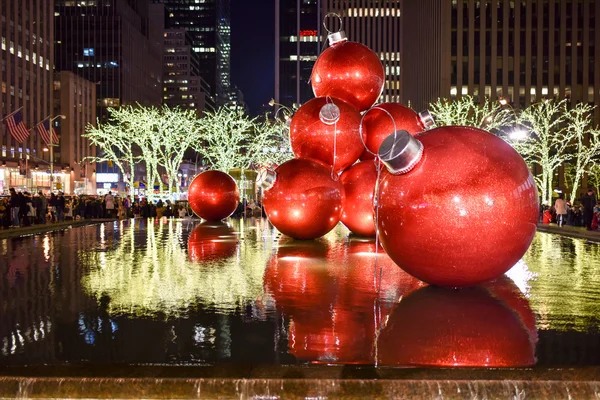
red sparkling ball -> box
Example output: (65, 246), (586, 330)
(188, 170), (240, 221)
(360, 103), (425, 160)
(311, 41), (385, 112)
(377, 126), (539, 287)
(290, 97), (363, 175)
(263, 158), (344, 240)
(377, 277), (536, 367)
(187, 221), (238, 262)
(340, 161), (378, 237)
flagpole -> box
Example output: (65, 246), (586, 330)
(0, 107), (24, 123)
(49, 115), (66, 192)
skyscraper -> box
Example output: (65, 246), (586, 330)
(163, 0), (233, 106)
(54, 0), (164, 119)
(400, 0), (599, 125)
(163, 29), (214, 114)
(275, 0), (321, 108)
(275, 0), (402, 108)
(0, 0), (54, 192)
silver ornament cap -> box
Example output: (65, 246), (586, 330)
(319, 103), (341, 125)
(418, 110), (435, 129)
(327, 30), (348, 46)
(378, 130), (424, 175)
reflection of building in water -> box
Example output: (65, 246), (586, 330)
(0, 236), (55, 362)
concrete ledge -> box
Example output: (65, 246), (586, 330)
(0, 375), (598, 399)
(537, 224), (600, 243)
(0, 219), (115, 239)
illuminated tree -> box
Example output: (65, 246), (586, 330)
(509, 99), (575, 205)
(563, 103), (600, 203)
(428, 95), (514, 134)
(250, 114), (294, 169)
(84, 108), (138, 197)
(587, 163), (600, 193)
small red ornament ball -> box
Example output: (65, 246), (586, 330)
(311, 40), (385, 112)
(340, 161), (378, 237)
(188, 170), (239, 221)
(263, 158), (344, 240)
(360, 103), (425, 160)
(187, 221), (238, 262)
(290, 97), (363, 175)
(377, 277), (536, 367)
(377, 126), (539, 287)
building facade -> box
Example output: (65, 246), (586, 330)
(53, 71), (97, 195)
(400, 0), (599, 125)
(275, 0), (321, 108)
(323, 0), (402, 103)
(54, 0), (163, 119)
(163, 0), (232, 106)
(275, 0), (402, 108)
(0, 0), (54, 194)
(163, 29), (214, 114)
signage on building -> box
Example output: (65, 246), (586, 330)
(300, 30), (318, 37)
(96, 173), (119, 183)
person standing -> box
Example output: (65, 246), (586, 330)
(581, 189), (597, 231)
(8, 188), (20, 228)
(104, 191), (115, 218)
(554, 193), (568, 227)
(38, 191), (47, 224)
(56, 192), (66, 222)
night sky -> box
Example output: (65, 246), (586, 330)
(231, 1), (275, 116)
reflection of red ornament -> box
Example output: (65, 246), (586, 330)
(188, 170), (240, 221)
(311, 32), (384, 112)
(360, 103), (431, 160)
(290, 97), (363, 175)
(187, 221), (238, 262)
(377, 277), (537, 367)
(263, 158), (344, 240)
(377, 127), (539, 287)
(339, 161), (377, 237)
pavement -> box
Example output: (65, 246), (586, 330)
(537, 223), (600, 243)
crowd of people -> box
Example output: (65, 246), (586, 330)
(544, 188), (599, 231)
(0, 189), (193, 229)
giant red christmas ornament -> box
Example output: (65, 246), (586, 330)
(263, 158), (344, 240)
(377, 277), (537, 367)
(311, 31), (385, 112)
(377, 126), (539, 287)
(290, 97), (363, 175)
(339, 161), (378, 237)
(188, 170), (240, 221)
(360, 103), (434, 160)
(187, 221), (238, 262)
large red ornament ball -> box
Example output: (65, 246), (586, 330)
(377, 277), (536, 367)
(290, 97), (363, 175)
(360, 103), (426, 160)
(263, 158), (344, 240)
(188, 170), (240, 221)
(377, 126), (539, 287)
(187, 221), (238, 262)
(311, 39), (385, 112)
(340, 161), (378, 237)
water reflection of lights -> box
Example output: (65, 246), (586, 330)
(43, 235), (51, 262)
(1, 318), (52, 356)
(82, 219), (275, 316)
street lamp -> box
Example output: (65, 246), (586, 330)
(49, 114), (66, 191)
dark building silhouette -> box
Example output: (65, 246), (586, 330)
(400, 0), (599, 125)
(163, 0), (233, 107)
(54, 0), (164, 119)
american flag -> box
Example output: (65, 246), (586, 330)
(36, 119), (59, 145)
(3, 110), (30, 143)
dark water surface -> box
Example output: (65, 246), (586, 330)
(1, 218), (599, 368)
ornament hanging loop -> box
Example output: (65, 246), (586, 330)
(323, 12), (343, 35)
(359, 105), (399, 160)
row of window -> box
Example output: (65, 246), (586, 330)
(1, 37), (50, 70)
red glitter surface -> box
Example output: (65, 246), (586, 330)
(188, 170), (240, 221)
(340, 160), (378, 237)
(377, 126), (539, 287)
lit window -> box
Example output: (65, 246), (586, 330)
(83, 47), (95, 56)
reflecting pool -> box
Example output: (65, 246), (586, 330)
(0, 218), (599, 368)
